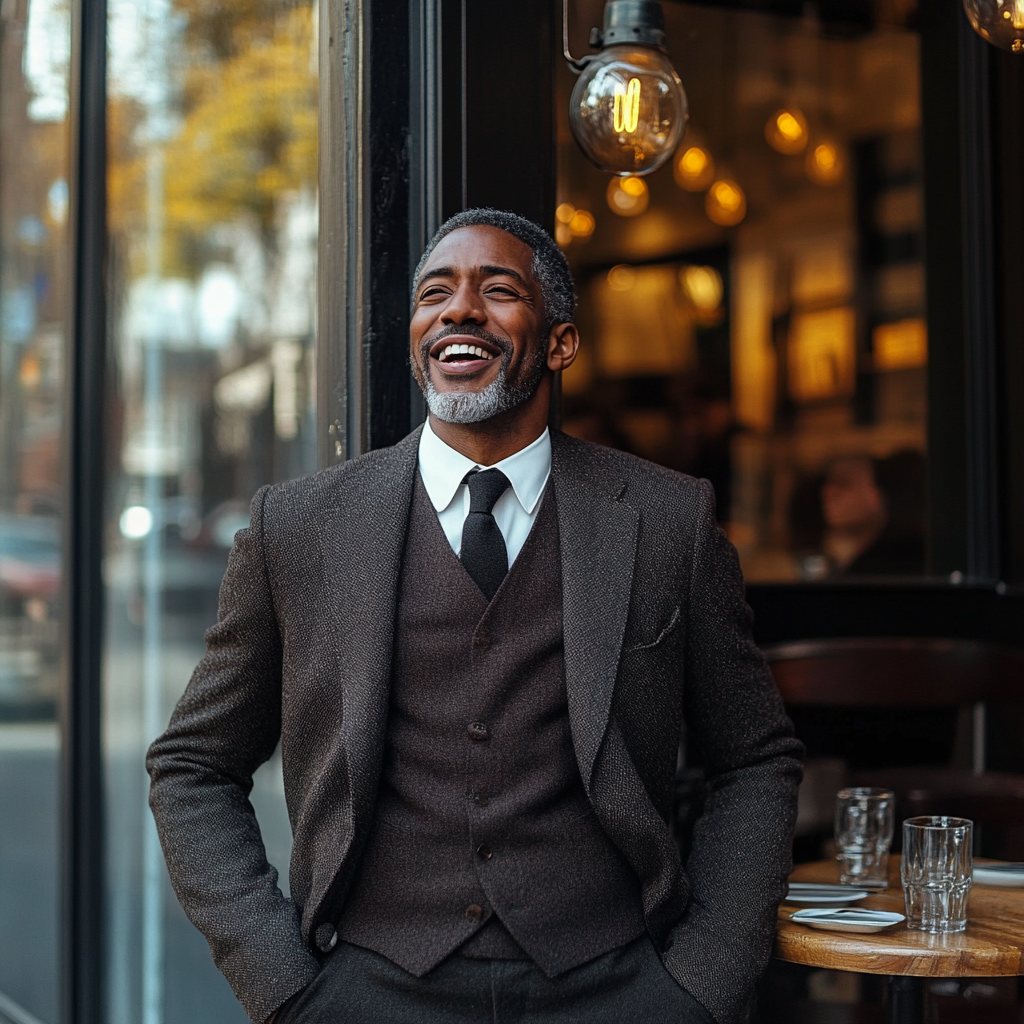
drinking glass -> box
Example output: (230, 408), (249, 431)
(901, 816), (973, 933)
(834, 787), (895, 887)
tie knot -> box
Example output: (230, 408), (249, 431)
(465, 468), (510, 514)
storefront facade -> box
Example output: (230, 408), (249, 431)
(0, 0), (1021, 1022)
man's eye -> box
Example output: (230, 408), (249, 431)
(419, 287), (448, 300)
(487, 286), (518, 297)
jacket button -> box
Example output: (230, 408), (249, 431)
(476, 843), (493, 861)
(466, 904), (484, 922)
(314, 923), (337, 952)
(467, 722), (490, 741)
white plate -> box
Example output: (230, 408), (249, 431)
(791, 908), (906, 933)
(785, 885), (869, 904)
(974, 864), (1024, 888)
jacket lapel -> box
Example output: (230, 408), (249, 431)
(551, 432), (639, 788)
(319, 428), (421, 834)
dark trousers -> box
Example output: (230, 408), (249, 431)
(276, 935), (715, 1024)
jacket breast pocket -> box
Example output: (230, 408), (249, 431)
(622, 604), (680, 654)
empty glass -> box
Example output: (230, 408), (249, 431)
(901, 816), (973, 933)
(834, 787), (896, 887)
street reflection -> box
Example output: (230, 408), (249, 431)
(104, 0), (317, 1020)
(0, 0), (69, 1016)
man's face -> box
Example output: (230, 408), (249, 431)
(410, 225), (549, 424)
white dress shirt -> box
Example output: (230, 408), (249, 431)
(417, 419), (552, 569)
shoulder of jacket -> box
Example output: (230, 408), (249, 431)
(260, 428), (420, 517)
(552, 429), (709, 504)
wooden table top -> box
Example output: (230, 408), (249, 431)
(775, 858), (1024, 977)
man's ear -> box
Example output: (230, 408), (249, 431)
(546, 323), (579, 373)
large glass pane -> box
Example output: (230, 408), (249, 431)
(103, 0), (317, 1018)
(0, 0), (69, 1019)
(558, 0), (926, 582)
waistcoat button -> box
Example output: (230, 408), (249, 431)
(465, 904), (484, 922)
(467, 721), (490, 741)
(476, 843), (493, 861)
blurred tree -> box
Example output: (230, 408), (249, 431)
(108, 2), (316, 278)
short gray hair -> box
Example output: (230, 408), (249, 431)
(412, 208), (576, 330)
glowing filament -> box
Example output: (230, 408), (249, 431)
(613, 78), (641, 134)
(1014, 0), (1024, 29)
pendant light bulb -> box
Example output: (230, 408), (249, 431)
(962, 0), (1024, 52)
(566, 1), (688, 177)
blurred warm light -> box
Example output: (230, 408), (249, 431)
(873, 318), (927, 370)
(806, 141), (844, 186)
(680, 265), (723, 312)
(19, 352), (41, 388)
(788, 307), (856, 402)
(594, 264), (697, 377)
(674, 146), (715, 191)
(555, 223), (572, 248)
(606, 176), (650, 217)
(705, 179), (746, 226)
(556, 203), (576, 224)
(607, 264), (637, 291)
(765, 108), (808, 155)
(569, 209), (595, 238)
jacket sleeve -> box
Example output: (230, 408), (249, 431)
(146, 485), (320, 1024)
(662, 479), (804, 1024)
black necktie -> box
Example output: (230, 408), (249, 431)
(460, 469), (510, 601)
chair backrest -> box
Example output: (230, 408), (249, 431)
(763, 637), (1024, 707)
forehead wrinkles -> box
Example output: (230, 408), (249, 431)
(417, 229), (536, 289)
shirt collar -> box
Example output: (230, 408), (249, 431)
(418, 419), (552, 515)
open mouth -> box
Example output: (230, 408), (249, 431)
(429, 336), (502, 374)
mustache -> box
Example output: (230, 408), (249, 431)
(418, 323), (512, 366)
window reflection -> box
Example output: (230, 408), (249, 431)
(104, 0), (317, 1019)
(558, 0), (927, 582)
(0, 0), (69, 1019)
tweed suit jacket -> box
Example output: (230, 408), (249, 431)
(146, 427), (804, 1024)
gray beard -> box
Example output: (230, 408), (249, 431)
(421, 350), (546, 425)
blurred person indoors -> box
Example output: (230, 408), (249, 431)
(820, 451), (925, 576)
(147, 210), (803, 1024)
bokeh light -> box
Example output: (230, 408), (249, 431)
(606, 175), (649, 217)
(705, 179), (747, 226)
(765, 108), (808, 155)
(806, 141), (844, 186)
(674, 145), (716, 192)
(607, 264), (637, 291)
(680, 265), (724, 312)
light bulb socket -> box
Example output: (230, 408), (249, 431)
(598, 0), (667, 50)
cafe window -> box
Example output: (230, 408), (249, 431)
(102, 0), (316, 1018)
(0, 0), (70, 1017)
(558, 0), (928, 583)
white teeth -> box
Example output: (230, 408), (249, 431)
(439, 343), (494, 362)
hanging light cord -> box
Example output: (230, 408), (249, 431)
(563, 0), (588, 73)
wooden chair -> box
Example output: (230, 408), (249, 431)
(764, 638), (1024, 858)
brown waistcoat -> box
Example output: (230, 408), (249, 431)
(335, 473), (645, 977)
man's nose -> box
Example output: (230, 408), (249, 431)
(441, 283), (486, 326)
